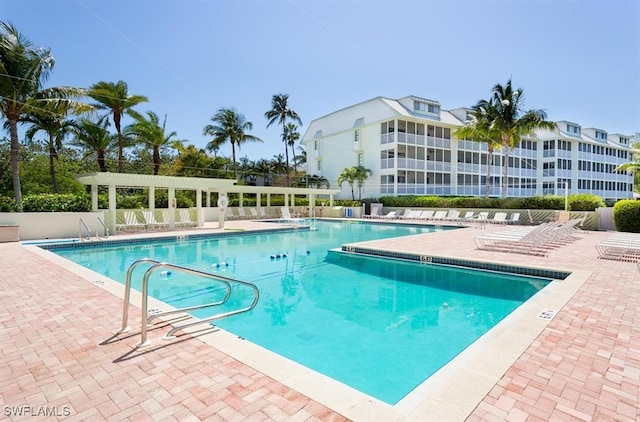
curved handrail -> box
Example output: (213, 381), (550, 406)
(96, 217), (110, 239)
(119, 258), (259, 349)
(163, 274), (259, 341)
(79, 218), (92, 241)
(119, 258), (232, 334)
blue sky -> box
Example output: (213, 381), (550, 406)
(3, 0), (639, 162)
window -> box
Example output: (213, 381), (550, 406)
(596, 130), (607, 140)
(358, 153), (363, 166)
(428, 104), (439, 114)
(314, 140), (318, 151)
(567, 124), (580, 135)
(414, 101), (426, 112)
(354, 129), (360, 143)
(317, 160), (322, 171)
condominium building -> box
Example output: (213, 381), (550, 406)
(301, 95), (633, 201)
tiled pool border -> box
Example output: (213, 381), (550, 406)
(340, 245), (571, 280)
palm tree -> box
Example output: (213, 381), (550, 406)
(0, 21), (86, 206)
(453, 101), (502, 198)
(483, 79), (556, 197)
(88, 80), (148, 173)
(203, 108), (262, 179)
(295, 145), (306, 168)
(23, 107), (77, 193)
(353, 165), (372, 200)
(283, 122), (300, 172)
(337, 166), (358, 200)
(126, 111), (177, 175)
(265, 93), (302, 182)
(70, 118), (116, 172)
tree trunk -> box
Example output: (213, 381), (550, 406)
(114, 113), (123, 173)
(291, 144), (297, 172)
(153, 146), (160, 175)
(49, 136), (59, 194)
(231, 143), (237, 179)
(283, 130), (290, 185)
(502, 136), (509, 198)
(98, 150), (107, 172)
(8, 118), (22, 207)
(485, 146), (493, 198)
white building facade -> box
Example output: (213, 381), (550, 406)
(301, 96), (633, 201)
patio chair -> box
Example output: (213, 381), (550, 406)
(249, 208), (258, 219)
(430, 210), (447, 221)
(405, 210), (423, 219)
(488, 212), (508, 224)
(380, 211), (398, 219)
(118, 210), (145, 232)
(364, 207), (379, 219)
(176, 208), (196, 228)
(143, 210), (168, 230)
(280, 207), (300, 222)
(419, 210), (434, 220)
(505, 213), (521, 225)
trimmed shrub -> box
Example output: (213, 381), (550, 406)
(0, 196), (18, 212)
(414, 196), (446, 208)
(568, 194), (605, 211)
(613, 199), (640, 233)
(22, 194), (91, 212)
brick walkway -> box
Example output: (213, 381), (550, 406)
(0, 241), (348, 421)
(1, 222), (639, 421)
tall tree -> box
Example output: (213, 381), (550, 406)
(353, 165), (372, 200)
(88, 80), (148, 173)
(283, 122), (300, 172)
(265, 93), (302, 183)
(23, 107), (77, 193)
(482, 79), (556, 197)
(70, 118), (116, 173)
(0, 21), (85, 206)
(126, 111), (177, 175)
(337, 166), (358, 200)
(453, 101), (502, 198)
(203, 108), (262, 179)
(171, 142), (214, 177)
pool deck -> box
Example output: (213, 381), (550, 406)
(1, 219), (638, 421)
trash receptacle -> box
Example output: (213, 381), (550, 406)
(344, 208), (352, 218)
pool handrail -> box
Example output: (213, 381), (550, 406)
(96, 216), (109, 239)
(119, 258), (232, 335)
(78, 218), (92, 241)
(119, 258), (260, 349)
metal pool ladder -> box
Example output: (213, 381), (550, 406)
(118, 258), (260, 348)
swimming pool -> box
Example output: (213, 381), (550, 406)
(49, 220), (550, 404)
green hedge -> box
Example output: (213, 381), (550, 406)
(22, 194), (91, 212)
(376, 194), (606, 211)
(613, 200), (640, 233)
(0, 196), (18, 212)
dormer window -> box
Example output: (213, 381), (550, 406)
(566, 124), (580, 135)
(413, 100), (440, 115)
(620, 137), (629, 145)
(595, 130), (607, 140)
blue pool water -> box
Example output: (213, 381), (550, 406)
(51, 220), (550, 404)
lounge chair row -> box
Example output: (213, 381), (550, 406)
(364, 209), (521, 225)
(227, 207), (275, 220)
(474, 219), (584, 256)
(116, 209), (196, 232)
(595, 232), (640, 262)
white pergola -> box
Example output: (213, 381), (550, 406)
(75, 172), (340, 231)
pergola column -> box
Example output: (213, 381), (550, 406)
(149, 188), (155, 211)
(108, 184), (116, 233)
(206, 191), (211, 208)
(91, 184), (98, 212)
(239, 193), (243, 207)
(196, 189), (203, 226)
(168, 188), (176, 229)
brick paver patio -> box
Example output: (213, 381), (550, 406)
(1, 220), (638, 421)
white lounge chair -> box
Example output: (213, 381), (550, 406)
(280, 207), (300, 222)
(506, 212), (521, 225)
(380, 211), (398, 219)
(249, 208), (258, 218)
(488, 212), (508, 224)
(143, 210), (168, 230)
(364, 207), (380, 219)
(176, 208), (196, 228)
(419, 210), (435, 220)
(117, 210), (145, 232)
